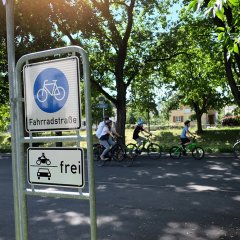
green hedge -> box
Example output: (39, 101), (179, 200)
(222, 116), (240, 126)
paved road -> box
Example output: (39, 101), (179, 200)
(0, 153), (240, 240)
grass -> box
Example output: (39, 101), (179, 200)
(1, 127), (240, 153)
(143, 127), (240, 153)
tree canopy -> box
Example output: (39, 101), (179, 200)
(148, 14), (231, 132)
(0, 0), (239, 134)
(0, 0), (178, 139)
(188, 0), (240, 106)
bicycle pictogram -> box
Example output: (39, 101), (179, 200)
(37, 79), (65, 103)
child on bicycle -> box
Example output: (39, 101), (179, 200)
(133, 118), (151, 148)
(180, 120), (193, 154)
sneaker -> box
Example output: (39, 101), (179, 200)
(100, 156), (109, 161)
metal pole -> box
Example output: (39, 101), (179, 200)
(15, 46), (97, 240)
(5, 1), (22, 239)
(81, 50), (98, 240)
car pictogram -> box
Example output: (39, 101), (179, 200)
(37, 168), (51, 180)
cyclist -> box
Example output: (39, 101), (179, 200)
(96, 116), (109, 140)
(99, 120), (116, 160)
(133, 118), (151, 149)
(180, 120), (194, 154)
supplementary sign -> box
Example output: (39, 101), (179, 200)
(27, 148), (84, 188)
(24, 57), (81, 132)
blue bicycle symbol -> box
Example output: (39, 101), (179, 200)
(37, 79), (65, 103)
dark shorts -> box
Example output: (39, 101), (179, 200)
(180, 138), (190, 144)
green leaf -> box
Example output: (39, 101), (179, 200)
(216, 9), (225, 21)
(188, 0), (198, 11)
(217, 27), (225, 32)
(218, 32), (224, 41)
(228, 0), (239, 6)
(233, 43), (239, 54)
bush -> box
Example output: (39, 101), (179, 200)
(0, 133), (11, 152)
(222, 116), (240, 126)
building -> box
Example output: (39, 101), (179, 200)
(169, 106), (218, 127)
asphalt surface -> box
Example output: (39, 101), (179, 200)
(0, 153), (240, 240)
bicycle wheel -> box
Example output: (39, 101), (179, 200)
(169, 146), (181, 159)
(93, 144), (103, 161)
(112, 145), (125, 161)
(120, 151), (134, 167)
(233, 141), (240, 159)
(147, 143), (162, 159)
(126, 143), (138, 156)
(97, 158), (107, 166)
(192, 147), (204, 160)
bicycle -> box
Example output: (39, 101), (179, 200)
(126, 135), (162, 159)
(169, 136), (204, 160)
(37, 79), (65, 103)
(233, 139), (240, 159)
(93, 137), (133, 167)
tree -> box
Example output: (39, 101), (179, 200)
(188, 0), (240, 106)
(7, 0), (175, 141)
(129, 74), (159, 130)
(150, 17), (230, 133)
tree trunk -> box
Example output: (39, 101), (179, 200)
(115, 88), (127, 145)
(193, 103), (203, 134)
(224, 48), (240, 106)
(196, 112), (203, 134)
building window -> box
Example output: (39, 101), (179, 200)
(184, 108), (191, 114)
(173, 116), (183, 122)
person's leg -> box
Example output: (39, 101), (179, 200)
(181, 138), (190, 155)
(136, 137), (143, 147)
(99, 140), (110, 160)
(108, 137), (116, 147)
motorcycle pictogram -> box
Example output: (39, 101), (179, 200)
(36, 153), (51, 165)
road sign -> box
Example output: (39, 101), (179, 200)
(97, 103), (108, 108)
(27, 148), (84, 188)
(24, 57), (81, 132)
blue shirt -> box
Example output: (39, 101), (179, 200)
(180, 126), (189, 138)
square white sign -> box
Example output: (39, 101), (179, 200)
(27, 148), (84, 188)
(24, 57), (81, 132)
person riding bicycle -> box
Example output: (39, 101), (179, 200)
(133, 118), (151, 149)
(99, 120), (121, 160)
(96, 116), (109, 140)
(180, 120), (194, 154)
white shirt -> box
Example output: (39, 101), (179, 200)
(96, 121), (105, 139)
(99, 126), (110, 139)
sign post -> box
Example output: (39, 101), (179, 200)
(12, 46), (97, 240)
(98, 96), (108, 118)
(4, 1), (27, 240)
